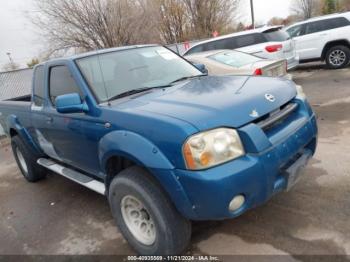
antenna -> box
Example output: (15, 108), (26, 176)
(96, 50), (111, 106)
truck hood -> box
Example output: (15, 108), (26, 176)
(115, 75), (297, 130)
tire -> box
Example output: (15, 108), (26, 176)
(325, 45), (350, 69)
(108, 166), (191, 255)
(11, 135), (46, 182)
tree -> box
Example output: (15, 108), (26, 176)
(32, 0), (160, 57)
(27, 58), (40, 68)
(1, 62), (20, 72)
(322, 0), (339, 14)
(267, 17), (285, 26)
(152, 0), (241, 43)
(342, 0), (350, 10)
(155, 0), (190, 43)
(291, 0), (319, 19)
(183, 0), (241, 39)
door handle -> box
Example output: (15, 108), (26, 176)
(45, 117), (53, 124)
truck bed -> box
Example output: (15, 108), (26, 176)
(0, 95), (32, 136)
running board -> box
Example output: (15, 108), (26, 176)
(37, 158), (105, 195)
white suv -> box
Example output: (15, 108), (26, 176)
(183, 26), (299, 70)
(285, 12), (350, 69)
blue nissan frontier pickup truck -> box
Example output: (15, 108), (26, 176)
(0, 45), (317, 255)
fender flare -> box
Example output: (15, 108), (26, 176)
(6, 115), (43, 154)
(99, 130), (174, 172)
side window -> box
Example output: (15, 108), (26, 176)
(203, 38), (233, 51)
(305, 20), (327, 35)
(287, 25), (304, 38)
(49, 66), (82, 106)
(234, 34), (266, 48)
(33, 65), (45, 106)
(327, 17), (350, 29)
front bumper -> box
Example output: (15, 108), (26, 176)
(152, 99), (318, 221)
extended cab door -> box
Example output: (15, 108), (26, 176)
(33, 63), (90, 171)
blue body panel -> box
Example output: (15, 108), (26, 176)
(0, 46), (318, 221)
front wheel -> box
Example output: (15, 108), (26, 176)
(108, 166), (191, 255)
(325, 45), (350, 69)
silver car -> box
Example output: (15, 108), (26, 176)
(186, 49), (291, 79)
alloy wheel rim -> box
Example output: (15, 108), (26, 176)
(329, 50), (346, 66)
(16, 147), (28, 174)
(121, 195), (156, 246)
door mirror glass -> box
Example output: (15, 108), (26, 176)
(194, 63), (208, 74)
(55, 93), (88, 114)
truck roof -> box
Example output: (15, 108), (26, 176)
(37, 44), (158, 67)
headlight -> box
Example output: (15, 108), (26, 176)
(296, 85), (306, 100)
(183, 128), (245, 170)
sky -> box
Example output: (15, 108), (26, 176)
(0, 0), (293, 69)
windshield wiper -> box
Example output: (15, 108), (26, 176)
(107, 87), (156, 102)
(170, 74), (206, 85)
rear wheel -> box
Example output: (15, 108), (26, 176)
(325, 45), (350, 69)
(108, 166), (191, 255)
(11, 135), (46, 182)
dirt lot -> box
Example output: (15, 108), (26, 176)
(0, 64), (349, 258)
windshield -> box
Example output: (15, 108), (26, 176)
(76, 46), (201, 102)
(209, 51), (261, 68)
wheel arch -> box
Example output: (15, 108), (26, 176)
(321, 40), (350, 60)
(100, 131), (196, 219)
(99, 130), (174, 191)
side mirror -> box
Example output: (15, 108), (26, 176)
(55, 93), (88, 114)
(194, 63), (208, 74)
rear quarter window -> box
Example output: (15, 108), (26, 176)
(33, 65), (45, 107)
(327, 17), (350, 29)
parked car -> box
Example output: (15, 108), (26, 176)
(185, 49), (290, 79)
(0, 45), (318, 255)
(183, 26), (299, 70)
(284, 12), (350, 69)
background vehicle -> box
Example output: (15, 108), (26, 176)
(185, 49), (289, 78)
(0, 45), (317, 255)
(183, 26), (299, 70)
(284, 12), (350, 69)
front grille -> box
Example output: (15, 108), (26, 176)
(254, 102), (298, 131)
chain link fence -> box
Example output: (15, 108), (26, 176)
(0, 68), (33, 136)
